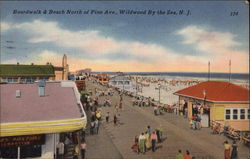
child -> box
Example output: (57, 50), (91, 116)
(189, 119), (193, 129)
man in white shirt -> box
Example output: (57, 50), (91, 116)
(56, 141), (64, 159)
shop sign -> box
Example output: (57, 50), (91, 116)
(0, 134), (45, 147)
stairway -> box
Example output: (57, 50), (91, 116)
(63, 143), (76, 159)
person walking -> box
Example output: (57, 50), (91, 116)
(91, 111), (96, 122)
(90, 121), (95, 135)
(192, 115), (197, 130)
(231, 140), (238, 159)
(151, 131), (158, 152)
(158, 125), (163, 142)
(74, 144), (80, 159)
(56, 141), (64, 159)
(154, 106), (158, 115)
(95, 120), (100, 134)
(183, 150), (192, 159)
(105, 112), (110, 122)
(96, 111), (101, 121)
(139, 133), (146, 154)
(114, 114), (117, 126)
(131, 136), (139, 153)
(156, 126), (163, 143)
(224, 140), (231, 159)
(144, 132), (151, 151)
(184, 107), (188, 118)
(196, 114), (202, 130)
(146, 125), (151, 135)
(176, 150), (184, 159)
(80, 139), (86, 159)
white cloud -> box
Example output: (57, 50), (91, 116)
(1, 20), (248, 72)
(0, 22), (12, 32)
(2, 20), (182, 59)
(177, 25), (249, 73)
(177, 25), (240, 53)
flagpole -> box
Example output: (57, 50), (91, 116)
(208, 61), (210, 81)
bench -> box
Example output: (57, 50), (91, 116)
(226, 132), (240, 141)
(242, 137), (250, 147)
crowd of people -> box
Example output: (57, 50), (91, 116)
(131, 125), (163, 154)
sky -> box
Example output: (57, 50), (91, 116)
(0, 1), (249, 73)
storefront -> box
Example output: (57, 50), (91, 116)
(174, 81), (249, 130)
(0, 135), (45, 158)
(0, 81), (87, 158)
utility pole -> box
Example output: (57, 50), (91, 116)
(229, 60), (231, 82)
(135, 76), (138, 96)
(158, 83), (161, 104)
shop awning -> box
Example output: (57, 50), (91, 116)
(1, 118), (86, 137)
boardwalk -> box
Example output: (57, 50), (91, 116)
(85, 79), (250, 159)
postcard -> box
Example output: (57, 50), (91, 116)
(0, 1), (249, 159)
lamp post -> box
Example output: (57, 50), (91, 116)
(203, 89), (206, 106)
(158, 83), (161, 104)
(203, 89), (210, 127)
(135, 76), (138, 96)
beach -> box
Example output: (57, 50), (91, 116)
(128, 75), (249, 105)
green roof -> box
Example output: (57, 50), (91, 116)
(0, 64), (55, 77)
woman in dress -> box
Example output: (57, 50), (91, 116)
(231, 140), (238, 159)
(144, 132), (151, 151)
(224, 140), (231, 159)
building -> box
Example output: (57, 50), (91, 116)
(0, 64), (55, 83)
(0, 54), (69, 83)
(109, 74), (134, 92)
(174, 81), (249, 131)
(0, 81), (87, 158)
(54, 54), (69, 80)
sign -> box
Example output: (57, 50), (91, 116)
(75, 80), (86, 90)
(0, 135), (45, 147)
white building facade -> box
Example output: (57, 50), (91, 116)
(108, 75), (135, 92)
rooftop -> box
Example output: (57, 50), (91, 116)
(0, 64), (55, 77)
(174, 81), (249, 103)
(0, 81), (82, 123)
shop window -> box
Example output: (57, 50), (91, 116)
(1, 78), (8, 82)
(0, 147), (17, 158)
(225, 109), (231, 120)
(5, 77), (18, 83)
(233, 109), (238, 120)
(40, 77), (48, 81)
(21, 77), (35, 83)
(240, 109), (245, 119)
(20, 145), (42, 158)
(248, 109), (250, 119)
